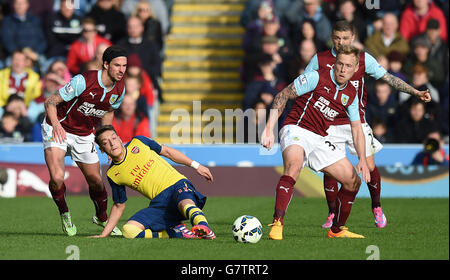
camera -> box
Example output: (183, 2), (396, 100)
(423, 138), (439, 154)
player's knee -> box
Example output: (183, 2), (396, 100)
(49, 173), (65, 189)
(122, 224), (143, 239)
(284, 162), (302, 179)
(86, 176), (104, 190)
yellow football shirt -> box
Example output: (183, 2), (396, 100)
(106, 136), (187, 203)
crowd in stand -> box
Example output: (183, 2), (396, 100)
(0, 0), (174, 143)
(240, 0), (449, 144)
(0, 0), (448, 146)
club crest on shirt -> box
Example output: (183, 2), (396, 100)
(131, 146), (140, 154)
(109, 94), (118, 104)
(341, 94), (349, 106)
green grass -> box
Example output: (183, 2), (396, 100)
(0, 196), (448, 260)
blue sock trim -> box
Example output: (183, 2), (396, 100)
(198, 221), (209, 227)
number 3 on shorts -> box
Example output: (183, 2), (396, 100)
(325, 140), (336, 151)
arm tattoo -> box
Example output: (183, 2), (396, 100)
(272, 82), (297, 113)
(380, 72), (416, 95)
(44, 93), (62, 107)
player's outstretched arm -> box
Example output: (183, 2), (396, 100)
(350, 120), (370, 183)
(160, 146), (214, 182)
(380, 72), (431, 102)
(90, 202), (126, 238)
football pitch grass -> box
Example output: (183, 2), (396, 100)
(0, 196), (448, 260)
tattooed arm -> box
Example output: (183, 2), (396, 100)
(380, 72), (431, 102)
(261, 82), (298, 150)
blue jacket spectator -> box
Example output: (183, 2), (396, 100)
(1, 0), (47, 56)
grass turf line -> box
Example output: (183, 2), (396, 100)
(0, 196), (448, 260)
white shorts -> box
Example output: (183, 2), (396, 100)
(279, 125), (346, 172)
(41, 120), (99, 164)
(326, 123), (383, 158)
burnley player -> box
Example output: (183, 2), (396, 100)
(262, 45), (370, 239)
(304, 21), (431, 229)
(90, 125), (215, 239)
(42, 46), (127, 236)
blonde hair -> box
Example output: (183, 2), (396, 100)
(335, 44), (360, 65)
(133, 0), (157, 20)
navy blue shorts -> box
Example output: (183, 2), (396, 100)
(128, 179), (207, 232)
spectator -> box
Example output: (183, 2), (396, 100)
(66, 17), (112, 75)
(45, 0), (83, 59)
(124, 74), (149, 118)
(26, 59), (70, 124)
(259, 35), (288, 83)
(240, 0), (291, 29)
(394, 99), (437, 143)
(367, 80), (398, 128)
(399, 0), (448, 43)
(243, 53), (286, 111)
(242, 1), (277, 51)
(243, 15), (291, 56)
(126, 54), (158, 138)
(290, 18), (326, 54)
(286, 39), (317, 83)
(27, 71), (60, 124)
(22, 47), (43, 75)
(121, 0), (170, 35)
(402, 36), (445, 88)
(2, 95), (33, 141)
(411, 18), (449, 72)
(113, 91), (151, 143)
(367, 13), (383, 38)
(82, 42), (110, 71)
(46, 59), (72, 86)
(387, 50), (408, 83)
(365, 12), (410, 58)
(117, 16), (162, 102)
(127, 53), (155, 109)
(52, 0), (96, 17)
(371, 118), (394, 144)
(133, 0), (164, 53)
(0, 50), (41, 108)
(399, 63), (440, 104)
(411, 130), (449, 166)
(285, 0), (332, 45)
(336, 0), (367, 44)
(1, 0), (47, 56)
(87, 0), (127, 43)
(0, 111), (25, 143)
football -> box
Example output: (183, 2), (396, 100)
(232, 215), (263, 243)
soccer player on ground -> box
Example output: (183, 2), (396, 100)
(304, 21), (431, 229)
(42, 46), (127, 236)
(91, 125), (216, 239)
(262, 45), (370, 239)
